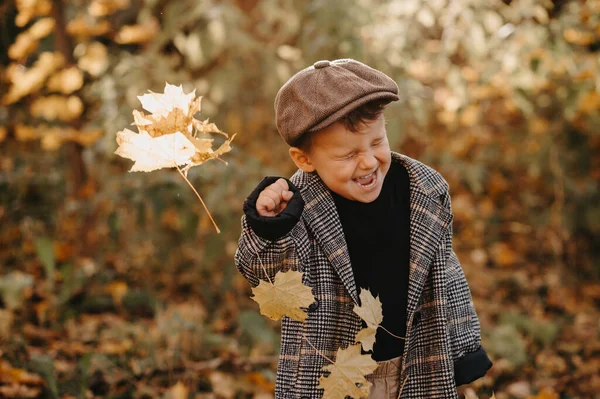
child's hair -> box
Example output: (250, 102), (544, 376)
(293, 99), (388, 152)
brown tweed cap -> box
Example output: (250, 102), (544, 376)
(274, 58), (399, 146)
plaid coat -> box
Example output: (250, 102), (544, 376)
(235, 152), (491, 398)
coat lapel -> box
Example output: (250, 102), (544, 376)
(292, 152), (454, 310)
(295, 171), (361, 306)
(393, 152), (454, 320)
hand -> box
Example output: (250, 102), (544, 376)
(256, 178), (294, 217)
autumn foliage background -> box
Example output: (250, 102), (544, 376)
(0, 0), (599, 398)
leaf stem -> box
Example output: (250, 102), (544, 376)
(302, 333), (335, 365)
(175, 165), (220, 233)
(378, 325), (406, 340)
(251, 247), (273, 285)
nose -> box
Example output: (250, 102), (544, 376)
(359, 151), (378, 171)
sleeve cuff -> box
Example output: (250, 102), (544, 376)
(454, 346), (493, 386)
(242, 176), (305, 241)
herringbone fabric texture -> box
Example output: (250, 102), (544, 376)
(235, 152), (482, 398)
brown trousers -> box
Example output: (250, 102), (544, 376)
(365, 355), (403, 399)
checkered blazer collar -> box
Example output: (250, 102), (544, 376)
(290, 152), (454, 312)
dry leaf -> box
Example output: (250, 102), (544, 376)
(67, 14), (111, 37)
(3, 52), (64, 104)
(317, 344), (378, 399)
(14, 124), (39, 141)
(0, 384), (41, 398)
(0, 127), (7, 143)
(137, 83), (196, 120)
(0, 309), (13, 342)
(15, 0), (52, 27)
(116, 83), (234, 174)
(355, 327), (377, 352)
(77, 42), (109, 77)
(30, 95), (84, 121)
(114, 129), (196, 172)
(353, 289), (383, 330)
(166, 381), (189, 399)
(8, 33), (37, 60)
(251, 270), (315, 322)
(106, 281), (128, 306)
(47, 67), (84, 94)
(99, 339), (132, 354)
(115, 18), (160, 44)
(88, 0), (130, 17)
(209, 372), (236, 398)
(40, 127), (103, 150)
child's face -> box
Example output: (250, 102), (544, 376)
(290, 114), (391, 203)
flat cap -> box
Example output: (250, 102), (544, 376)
(274, 59), (399, 146)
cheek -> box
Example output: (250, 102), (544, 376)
(334, 163), (356, 182)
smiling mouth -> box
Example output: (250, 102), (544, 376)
(353, 169), (378, 188)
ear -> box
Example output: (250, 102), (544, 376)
(289, 147), (316, 173)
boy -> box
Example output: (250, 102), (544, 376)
(235, 59), (492, 398)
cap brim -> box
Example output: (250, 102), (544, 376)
(307, 91), (400, 133)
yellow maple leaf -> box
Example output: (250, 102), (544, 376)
(317, 344), (378, 399)
(251, 270), (315, 322)
(355, 327), (377, 352)
(353, 289), (383, 330)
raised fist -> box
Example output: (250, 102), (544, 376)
(256, 178), (294, 217)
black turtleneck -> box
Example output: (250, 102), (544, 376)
(331, 161), (410, 361)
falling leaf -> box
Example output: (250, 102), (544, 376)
(133, 108), (191, 138)
(251, 270), (315, 322)
(137, 83), (196, 120)
(115, 18), (160, 44)
(355, 327), (377, 352)
(47, 67), (84, 94)
(114, 129), (196, 172)
(353, 289), (383, 330)
(76, 42), (109, 77)
(317, 344), (378, 399)
(116, 83), (234, 174)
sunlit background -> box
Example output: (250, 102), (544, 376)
(0, 0), (599, 398)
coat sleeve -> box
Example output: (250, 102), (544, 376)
(234, 177), (307, 287)
(442, 194), (493, 386)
